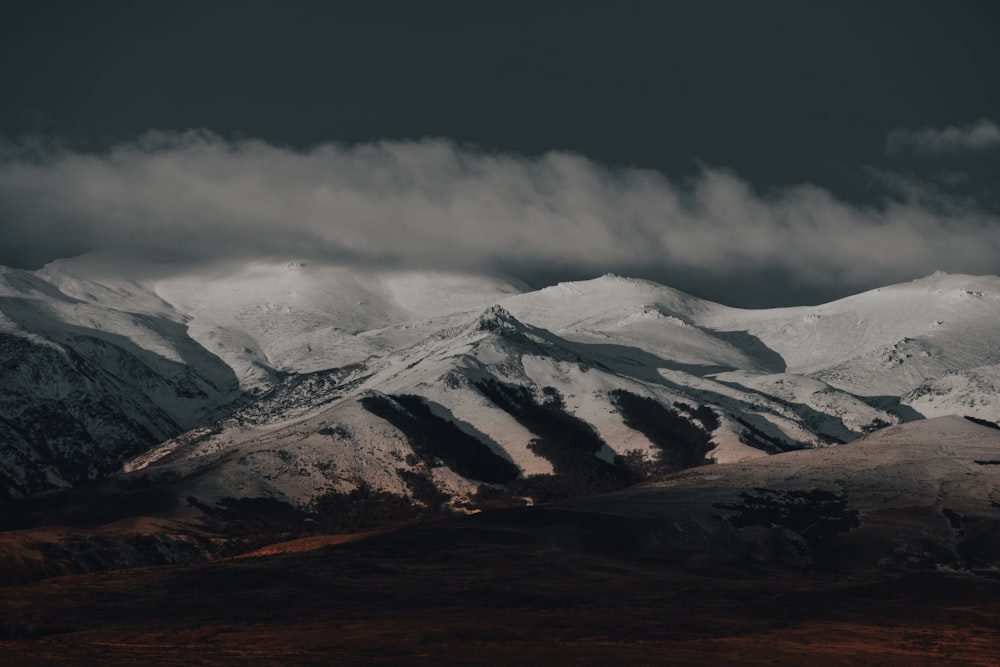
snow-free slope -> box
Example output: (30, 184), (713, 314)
(562, 415), (1000, 571)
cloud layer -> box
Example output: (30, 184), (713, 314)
(1, 132), (998, 306)
(887, 118), (1000, 155)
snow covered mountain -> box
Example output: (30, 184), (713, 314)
(0, 254), (529, 498)
(0, 263), (243, 497)
(3, 253), (1000, 513)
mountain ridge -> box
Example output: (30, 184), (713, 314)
(3, 254), (1000, 508)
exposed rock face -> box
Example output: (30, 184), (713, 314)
(0, 331), (238, 498)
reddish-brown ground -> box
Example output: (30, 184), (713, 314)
(3, 509), (999, 665)
(232, 530), (390, 559)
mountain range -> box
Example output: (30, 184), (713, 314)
(3, 253), (999, 512)
(4, 254), (1000, 663)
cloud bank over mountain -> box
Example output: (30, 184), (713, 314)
(2, 131), (998, 306)
(887, 118), (1000, 155)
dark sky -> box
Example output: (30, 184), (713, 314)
(1, 1), (999, 306)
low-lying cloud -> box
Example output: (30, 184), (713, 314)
(887, 118), (1000, 155)
(1, 131), (998, 306)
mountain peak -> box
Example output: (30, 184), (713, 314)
(474, 304), (526, 333)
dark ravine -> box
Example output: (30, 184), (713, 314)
(359, 392), (520, 484)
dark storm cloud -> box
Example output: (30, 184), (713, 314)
(1, 131), (999, 305)
(886, 119), (1000, 155)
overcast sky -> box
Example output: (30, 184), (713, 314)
(1, 1), (998, 307)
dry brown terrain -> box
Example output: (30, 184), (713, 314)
(3, 507), (999, 666)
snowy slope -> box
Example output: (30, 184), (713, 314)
(0, 264), (244, 497)
(706, 273), (1000, 400)
(122, 303), (895, 510)
(503, 275), (767, 373)
(40, 254), (530, 387)
(5, 255), (1000, 509)
(506, 272), (1000, 422)
(3, 254), (529, 497)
